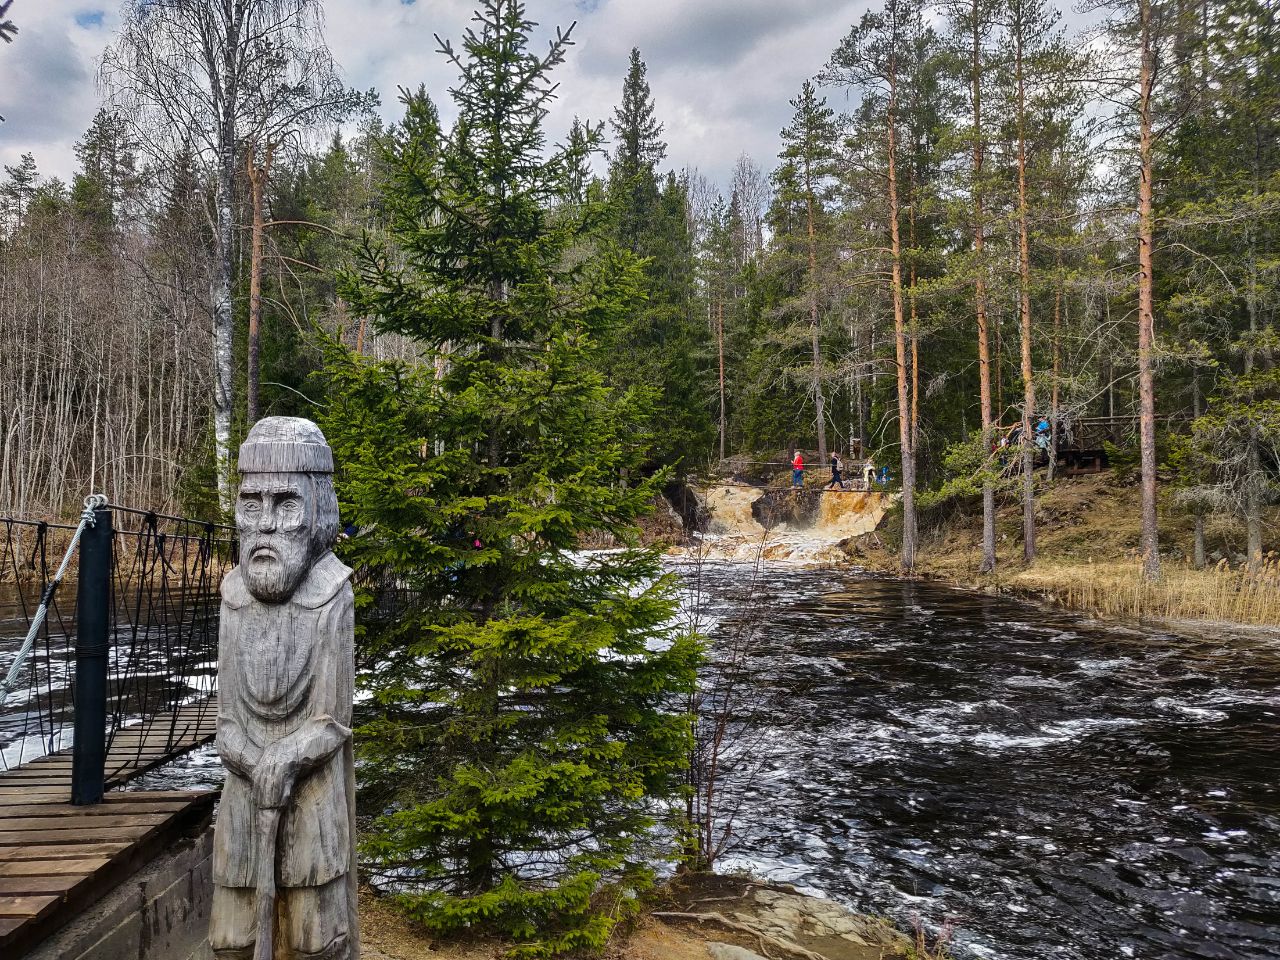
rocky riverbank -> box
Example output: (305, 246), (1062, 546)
(358, 874), (923, 960)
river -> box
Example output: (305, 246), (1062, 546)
(111, 557), (1280, 959)
(683, 559), (1280, 960)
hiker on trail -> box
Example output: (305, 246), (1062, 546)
(1035, 418), (1051, 452)
(880, 466), (890, 487)
(791, 451), (804, 488)
(825, 453), (844, 491)
(863, 459), (876, 490)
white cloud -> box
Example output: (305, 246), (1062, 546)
(0, 1), (117, 181)
(1, 0), (876, 191)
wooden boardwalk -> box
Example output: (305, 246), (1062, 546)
(0, 697), (220, 955)
(0, 790), (216, 954)
(0, 696), (218, 791)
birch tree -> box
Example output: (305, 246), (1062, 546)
(101, 0), (363, 506)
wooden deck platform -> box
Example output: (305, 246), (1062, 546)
(0, 788), (216, 955)
(0, 697), (221, 955)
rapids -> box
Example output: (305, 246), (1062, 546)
(110, 543), (1280, 959)
(681, 561), (1280, 960)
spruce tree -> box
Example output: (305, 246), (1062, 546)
(320, 2), (697, 955)
(773, 80), (840, 460)
(602, 48), (714, 469)
(609, 46), (666, 250)
(0, 1), (15, 46)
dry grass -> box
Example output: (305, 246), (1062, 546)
(905, 920), (956, 960)
(854, 473), (1280, 628)
(1013, 558), (1280, 627)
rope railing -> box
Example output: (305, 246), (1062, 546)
(0, 500), (237, 785)
(0, 495), (106, 701)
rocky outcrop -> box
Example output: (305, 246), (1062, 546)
(656, 875), (911, 960)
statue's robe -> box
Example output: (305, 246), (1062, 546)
(211, 551), (357, 958)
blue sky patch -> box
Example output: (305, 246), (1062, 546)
(75, 10), (105, 29)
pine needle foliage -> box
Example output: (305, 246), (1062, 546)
(319, 2), (698, 955)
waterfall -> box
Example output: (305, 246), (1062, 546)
(679, 484), (892, 565)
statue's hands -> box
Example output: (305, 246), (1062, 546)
(217, 718), (260, 780)
(252, 743), (300, 809)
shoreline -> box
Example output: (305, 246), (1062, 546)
(845, 536), (1280, 636)
(359, 872), (922, 960)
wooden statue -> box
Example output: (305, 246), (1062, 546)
(210, 417), (358, 960)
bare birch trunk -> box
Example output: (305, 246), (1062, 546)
(212, 101), (237, 511)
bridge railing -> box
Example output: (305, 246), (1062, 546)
(0, 504), (236, 797)
(0, 517), (81, 768)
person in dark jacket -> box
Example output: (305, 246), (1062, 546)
(824, 453), (845, 491)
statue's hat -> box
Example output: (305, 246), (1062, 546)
(238, 417), (334, 474)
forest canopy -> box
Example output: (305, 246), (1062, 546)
(0, 0), (1275, 577)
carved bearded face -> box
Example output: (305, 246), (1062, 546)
(236, 473), (318, 603)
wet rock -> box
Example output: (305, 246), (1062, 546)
(746, 885), (910, 954)
(707, 944), (770, 960)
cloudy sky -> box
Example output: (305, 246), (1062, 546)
(0, 0), (877, 190)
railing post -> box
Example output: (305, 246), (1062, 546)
(71, 506), (112, 805)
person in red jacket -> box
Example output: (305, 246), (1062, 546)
(791, 451), (804, 488)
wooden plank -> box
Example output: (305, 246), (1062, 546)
(0, 827), (155, 845)
(0, 785), (214, 953)
(0, 843), (130, 863)
(0, 875), (80, 895)
(0, 801), (189, 818)
(104, 790), (216, 802)
(0, 895), (61, 919)
(12, 762), (73, 773)
(0, 792), (71, 804)
(121, 736), (215, 750)
(0, 814), (171, 831)
(0, 858), (110, 878)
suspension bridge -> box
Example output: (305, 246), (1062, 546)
(0, 504), (235, 956)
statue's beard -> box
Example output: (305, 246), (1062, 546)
(241, 538), (311, 603)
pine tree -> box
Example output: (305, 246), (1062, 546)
(321, 3), (697, 954)
(825, 0), (926, 571)
(1, 153), (38, 229)
(71, 109), (140, 236)
(1162, 0), (1280, 570)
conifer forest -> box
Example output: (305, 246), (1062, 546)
(1, 1), (1278, 958)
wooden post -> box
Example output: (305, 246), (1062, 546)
(71, 506), (112, 806)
